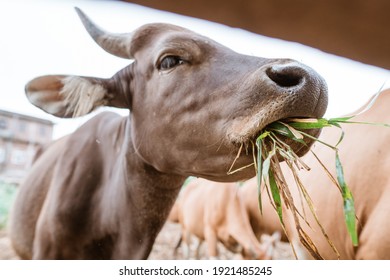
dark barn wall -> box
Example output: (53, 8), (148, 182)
(126, 0), (390, 70)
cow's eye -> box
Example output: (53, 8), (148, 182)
(159, 56), (184, 70)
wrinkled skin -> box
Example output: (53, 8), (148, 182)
(9, 9), (327, 259)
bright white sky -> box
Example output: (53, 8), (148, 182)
(1, 0), (389, 139)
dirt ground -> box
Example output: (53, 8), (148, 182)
(0, 222), (293, 260)
(149, 222), (294, 260)
(0, 231), (18, 260)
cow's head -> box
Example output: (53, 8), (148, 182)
(25, 8), (327, 182)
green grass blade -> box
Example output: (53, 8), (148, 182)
(257, 131), (271, 140)
(285, 118), (331, 129)
(267, 122), (306, 144)
(327, 122), (345, 147)
(262, 147), (276, 179)
(266, 122), (296, 137)
(331, 120), (390, 128)
(335, 152), (358, 246)
(280, 122), (304, 139)
(328, 116), (353, 123)
(268, 169), (284, 225)
(294, 130), (337, 150)
(256, 137), (264, 215)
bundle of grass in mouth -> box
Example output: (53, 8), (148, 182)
(256, 118), (355, 260)
(228, 90), (389, 260)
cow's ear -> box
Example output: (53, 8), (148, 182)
(25, 75), (120, 118)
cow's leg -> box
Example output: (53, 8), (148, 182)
(31, 201), (87, 259)
(181, 229), (192, 259)
(32, 214), (71, 259)
(173, 235), (182, 258)
(194, 237), (203, 259)
(204, 226), (219, 259)
(32, 231), (67, 259)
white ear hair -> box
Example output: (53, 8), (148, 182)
(60, 76), (108, 117)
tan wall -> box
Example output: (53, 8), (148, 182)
(0, 110), (53, 184)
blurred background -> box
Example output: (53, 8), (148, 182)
(0, 0), (389, 240)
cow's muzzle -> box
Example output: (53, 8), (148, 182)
(227, 59), (328, 150)
(264, 61), (328, 117)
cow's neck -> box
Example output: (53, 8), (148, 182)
(112, 117), (185, 259)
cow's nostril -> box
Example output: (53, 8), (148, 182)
(266, 65), (303, 88)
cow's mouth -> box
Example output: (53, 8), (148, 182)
(228, 115), (322, 162)
(256, 121), (321, 159)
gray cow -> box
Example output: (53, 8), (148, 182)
(9, 8), (327, 259)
